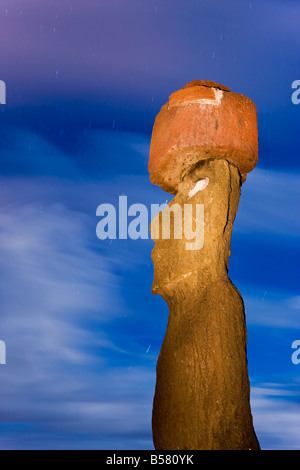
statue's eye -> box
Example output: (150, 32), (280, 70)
(188, 178), (209, 199)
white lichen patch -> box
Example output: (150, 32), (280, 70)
(188, 178), (209, 199)
(170, 88), (224, 109)
(193, 88), (223, 107)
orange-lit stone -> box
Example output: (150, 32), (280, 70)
(148, 81), (258, 194)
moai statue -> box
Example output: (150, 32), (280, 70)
(148, 80), (260, 450)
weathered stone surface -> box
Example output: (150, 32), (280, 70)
(148, 81), (258, 194)
(150, 159), (260, 450)
(183, 80), (231, 91)
(149, 81), (260, 450)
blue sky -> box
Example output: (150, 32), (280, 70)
(0, 0), (299, 450)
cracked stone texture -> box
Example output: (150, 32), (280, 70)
(151, 158), (260, 450)
(148, 81), (258, 194)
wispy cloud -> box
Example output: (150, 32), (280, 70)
(251, 384), (300, 450)
(0, 169), (158, 449)
(243, 288), (300, 329)
(236, 167), (300, 238)
(0, 127), (299, 449)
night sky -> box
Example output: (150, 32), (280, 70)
(0, 0), (299, 450)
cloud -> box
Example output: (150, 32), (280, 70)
(0, 128), (299, 449)
(0, 171), (160, 449)
(0, 126), (150, 179)
(235, 167), (300, 238)
(0, 217), (119, 379)
(0, 127), (79, 177)
(251, 384), (300, 450)
(242, 287), (300, 329)
(0, 178), (136, 446)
